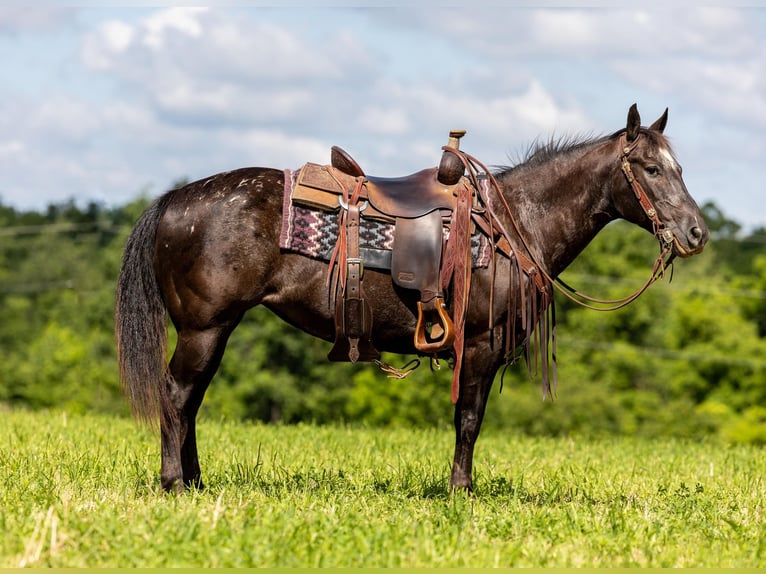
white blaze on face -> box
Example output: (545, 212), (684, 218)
(658, 145), (678, 171)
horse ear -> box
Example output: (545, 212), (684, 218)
(626, 103), (641, 142)
(649, 108), (669, 133)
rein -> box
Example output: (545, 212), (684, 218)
(550, 134), (676, 311)
(446, 133), (676, 314)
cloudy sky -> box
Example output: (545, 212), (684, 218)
(1, 4), (765, 229)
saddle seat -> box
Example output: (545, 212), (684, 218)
(330, 146), (458, 219)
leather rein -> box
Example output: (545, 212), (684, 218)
(549, 133), (676, 311)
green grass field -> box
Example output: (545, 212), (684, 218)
(1, 408), (765, 567)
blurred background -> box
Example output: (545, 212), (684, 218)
(1, 5), (765, 442)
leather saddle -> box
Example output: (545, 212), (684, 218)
(291, 132), (472, 363)
(331, 146), (457, 217)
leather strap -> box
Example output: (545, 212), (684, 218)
(327, 177), (380, 363)
(440, 181), (473, 403)
(469, 208), (546, 291)
(619, 134), (664, 237)
(347, 203), (362, 303)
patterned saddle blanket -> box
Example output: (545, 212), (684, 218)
(279, 169), (492, 270)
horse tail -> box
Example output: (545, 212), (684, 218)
(115, 193), (174, 426)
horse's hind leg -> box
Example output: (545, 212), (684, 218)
(161, 323), (237, 492)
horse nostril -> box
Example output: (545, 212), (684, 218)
(689, 226), (703, 245)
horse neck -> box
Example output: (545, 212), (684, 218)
(498, 138), (621, 277)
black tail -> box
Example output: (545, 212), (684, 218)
(115, 194), (174, 425)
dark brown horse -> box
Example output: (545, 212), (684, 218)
(115, 105), (708, 493)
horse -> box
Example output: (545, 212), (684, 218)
(115, 104), (709, 493)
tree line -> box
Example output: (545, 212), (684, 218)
(1, 194), (765, 443)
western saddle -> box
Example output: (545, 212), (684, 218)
(291, 130), (476, 365)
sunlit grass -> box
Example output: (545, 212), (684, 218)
(1, 408), (765, 567)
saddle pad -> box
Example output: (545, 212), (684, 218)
(279, 169), (491, 270)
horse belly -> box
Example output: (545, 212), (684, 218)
(263, 257), (420, 355)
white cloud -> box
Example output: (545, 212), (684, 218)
(236, 129), (330, 168)
(425, 7), (756, 59)
(0, 140), (23, 158)
(81, 19), (134, 70)
(357, 107), (410, 136)
(610, 49), (766, 130)
(367, 79), (588, 142)
(79, 8), (373, 133)
(143, 7), (206, 49)
(27, 97), (103, 144)
(0, 7), (75, 33)
(423, 7), (766, 130)
(83, 8), (362, 82)
(495, 80), (588, 135)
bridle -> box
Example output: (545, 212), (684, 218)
(548, 133), (676, 312)
(618, 133), (676, 251)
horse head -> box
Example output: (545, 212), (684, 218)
(612, 104), (709, 258)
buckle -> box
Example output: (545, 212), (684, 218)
(338, 197), (368, 212)
(660, 228), (674, 246)
(347, 257), (364, 278)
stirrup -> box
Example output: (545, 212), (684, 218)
(414, 297), (455, 354)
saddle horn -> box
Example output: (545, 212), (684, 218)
(438, 130), (467, 185)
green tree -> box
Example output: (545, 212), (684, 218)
(1, 195), (766, 444)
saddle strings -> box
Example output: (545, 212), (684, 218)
(444, 147), (557, 396)
(325, 167), (366, 300)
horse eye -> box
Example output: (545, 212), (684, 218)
(645, 165), (661, 177)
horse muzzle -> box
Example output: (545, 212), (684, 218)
(666, 221), (709, 258)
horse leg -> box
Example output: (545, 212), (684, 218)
(160, 323), (237, 492)
(449, 340), (502, 492)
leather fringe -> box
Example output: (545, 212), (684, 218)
(441, 150), (558, 404)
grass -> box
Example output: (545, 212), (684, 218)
(1, 408), (765, 567)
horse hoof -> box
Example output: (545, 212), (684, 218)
(162, 478), (185, 495)
(449, 481), (473, 494)
(185, 477), (206, 491)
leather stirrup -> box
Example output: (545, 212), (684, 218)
(414, 296), (455, 353)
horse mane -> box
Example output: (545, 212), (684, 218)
(495, 127), (670, 177)
(494, 131), (610, 176)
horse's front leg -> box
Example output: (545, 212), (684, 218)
(450, 338), (503, 492)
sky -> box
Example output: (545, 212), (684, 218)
(1, 4), (765, 230)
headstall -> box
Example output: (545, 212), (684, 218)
(548, 134), (677, 311)
(619, 133), (676, 250)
